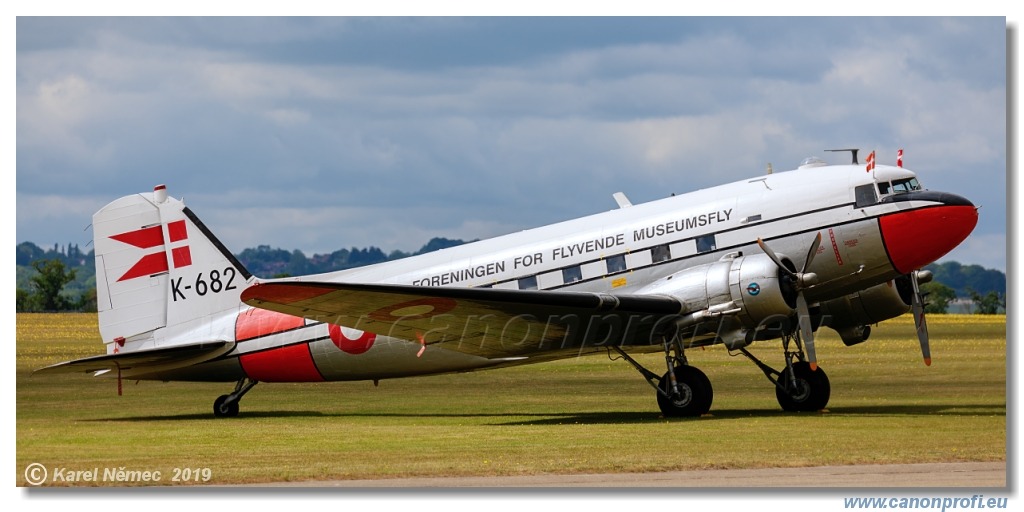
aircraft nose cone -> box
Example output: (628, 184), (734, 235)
(878, 192), (978, 274)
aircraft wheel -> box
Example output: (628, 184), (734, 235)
(776, 362), (830, 412)
(657, 366), (713, 417)
(213, 394), (239, 418)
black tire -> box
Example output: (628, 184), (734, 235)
(775, 362), (831, 412)
(213, 394), (239, 418)
(657, 366), (713, 417)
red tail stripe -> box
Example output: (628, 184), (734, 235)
(235, 308), (306, 342)
(116, 252), (168, 281)
(110, 225), (164, 249)
(239, 344), (324, 382)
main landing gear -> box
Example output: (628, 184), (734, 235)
(612, 334), (713, 417)
(613, 327), (830, 416)
(213, 378), (258, 418)
(739, 328), (831, 412)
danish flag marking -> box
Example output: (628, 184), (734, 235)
(113, 220), (192, 282)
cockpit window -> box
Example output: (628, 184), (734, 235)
(891, 177), (921, 193)
(877, 177), (922, 198)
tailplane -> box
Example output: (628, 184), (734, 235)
(93, 185), (251, 353)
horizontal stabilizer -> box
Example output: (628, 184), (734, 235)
(34, 341), (234, 377)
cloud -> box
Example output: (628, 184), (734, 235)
(940, 233), (1007, 272)
(15, 17), (1007, 271)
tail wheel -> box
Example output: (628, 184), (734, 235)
(657, 366), (713, 417)
(776, 361), (831, 412)
(213, 394), (239, 418)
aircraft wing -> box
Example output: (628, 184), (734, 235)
(34, 341), (235, 377)
(242, 282), (692, 359)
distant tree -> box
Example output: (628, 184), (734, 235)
(388, 249), (411, 260)
(921, 282), (957, 314)
(416, 237), (469, 255)
(967, 288), (1005, 314)
(77, 286), (98, 312)
(16, 288), (37, 312)
(28, 259), (77, 311)
(231, 238), (475, 276)
(16, 242), (45, 266)
(925, 261), (1005, 296)
(347, 247), (387, 266)
(285, 249), (311, 276)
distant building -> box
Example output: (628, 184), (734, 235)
(946, 299), (975, 314)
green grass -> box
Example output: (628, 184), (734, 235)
(16, 313), (1006, 486)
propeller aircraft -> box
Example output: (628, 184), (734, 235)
(37, 149), (978, 418)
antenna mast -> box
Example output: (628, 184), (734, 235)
(825, 148), (860, 165)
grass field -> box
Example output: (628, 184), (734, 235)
(16, 313), (1006, 487)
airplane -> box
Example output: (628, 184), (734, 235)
(37, 149), (979, 418)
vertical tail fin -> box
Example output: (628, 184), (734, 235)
(93, 185), (251, 352)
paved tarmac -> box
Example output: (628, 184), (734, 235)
(268, 461), (1006, 488)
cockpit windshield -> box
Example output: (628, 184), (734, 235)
(878, 177), (922, 196)
(892, 178), (921, 193)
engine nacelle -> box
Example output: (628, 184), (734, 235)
(817, 277), (913, 346)
(639, 253), (796, 345)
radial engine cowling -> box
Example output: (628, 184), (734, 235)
(639, 253), (796, 343)
(817, 277), (913, 346)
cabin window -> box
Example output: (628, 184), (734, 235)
(651, 244), (671, 263)
(605, 254), (627, 273)
(878, 182), (891, 195)
(854, 184), (877, 208)
(696, 234), (717, 254)
(562, 266), (583, 284)
(518, 275), (538, 290)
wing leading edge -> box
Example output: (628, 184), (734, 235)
(240, 281), (710, 359)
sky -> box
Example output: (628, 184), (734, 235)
(15, 17), (1009, 271)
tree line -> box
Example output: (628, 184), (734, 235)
(15, 238), (469, 312)
(16, 241), (1006, 314)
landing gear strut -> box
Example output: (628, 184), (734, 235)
(739, 329), (830, 412)
(612, 333), (713, 417)
(213, 378), (258, 418)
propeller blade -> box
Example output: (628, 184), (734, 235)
(801, 232), (823, 274)
(757, 238), (796, 279)
(759, 235), (822, 370)
(910, 271), (932, 366)
(796, 293), (818, 371)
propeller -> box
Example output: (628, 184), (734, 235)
(757, 233), (822, 370)
(909, 270), (933, 366)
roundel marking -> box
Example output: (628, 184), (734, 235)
(368, 297), (458, 322)
(328, 324), (376, 355)
(746, 283), (761, 296)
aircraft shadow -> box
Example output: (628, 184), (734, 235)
(497, 403), (1006, 426)
(85, 403), (1003, 424)
(83, 411), (332, 422)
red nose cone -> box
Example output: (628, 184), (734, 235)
(879, 204), (978, 274)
